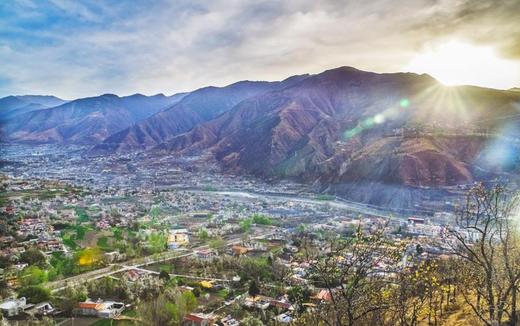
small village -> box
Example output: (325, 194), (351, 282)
(0, 171), (480, 325)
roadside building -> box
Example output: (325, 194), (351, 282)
(0, 297), (30, 317)
(184, 312), (215, 326)
(195, 249), (216, 262)
(168, 229), (190, 249)
(75, 300), (125, 318)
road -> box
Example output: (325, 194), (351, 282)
(117, 266), (232, 282)
(190, 189), (412, 219)
(47, 229), (274, 293)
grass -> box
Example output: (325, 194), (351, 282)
(216, 288), (229, 299)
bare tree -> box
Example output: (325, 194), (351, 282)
(449, 183), (520, 325)
(303, 226), (402, 326)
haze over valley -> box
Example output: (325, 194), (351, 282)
(2, 66), (520, 211)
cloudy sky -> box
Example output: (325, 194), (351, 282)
(1, 0), (519, 99)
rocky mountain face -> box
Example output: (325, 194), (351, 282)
(0, 95), (67, 121)
(90, 75), (309, 154)
(152, 67), (520, 201)
(1, 93), (185, 144)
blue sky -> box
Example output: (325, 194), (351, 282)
(1, 0), (519, 99)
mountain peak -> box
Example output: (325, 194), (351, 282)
(100, 93), (119, 98)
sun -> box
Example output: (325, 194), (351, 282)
(405, 40), (520, 90)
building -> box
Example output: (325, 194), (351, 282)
(243, 296), (271, 310)
(0, 297), (29, 317)
(221, 315), (239, 326)
(274, 313), (293, 324)
(408, 217), (426, 224)
(29, 302), (55, 317)
(168, 229), (190, 249)
(104, 251), (125, 263)
(184, 313), (215, 326)
(75, 300), (125, 318)
(195, 249), (216, 262)
(312, 289), (334, 302)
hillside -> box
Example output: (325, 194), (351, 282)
(0, 95), (67, 121)
(90, 75), (309, 154)
(1, 93), (185, 144)
(153, 67), (520, 203)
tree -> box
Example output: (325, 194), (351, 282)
(248, 280), (260, 298)
(181, 291), (198, 312)
(159, 270), (171, 281)
(18, 285), (51, 304)
(50, 252), (76, 276)
(75, 247), (103, 268)
(138, 288), (198, 326)
(387, 259), (446, 326)
(240, 219), (253, 233)
(150, 206), (161, 220)
(241, 316), (263, 326)
(197, 228), (209, 240)
(148, 232), (167, 254)
(288, 285), (312, 313)
(251, 213), (273, 225)
(209, 238), (226, 251)
(449, 183), (520, 326)
(58, 284), (88, 314)
(237, 257), (272, 282)
(304, 226), (402, 326)
(20, 249), (47, 268)
(137, 293), (176, 326)
(20, 266), (48, 286)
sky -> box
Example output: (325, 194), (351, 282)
(1, 0), (520, 99)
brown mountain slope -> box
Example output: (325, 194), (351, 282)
(2, 93), (183, 144)
(90, 75), (309, 154)
(155, 66), (520, 196)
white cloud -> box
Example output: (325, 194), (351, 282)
(0, 0), (519, 98)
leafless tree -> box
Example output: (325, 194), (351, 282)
(303, 226), (402, 326)
(449, 183), (520, 325)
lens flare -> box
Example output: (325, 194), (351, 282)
(400, 98), (410, 108)
(475, 122), (520, 170)
(374, 114), (385, 124)
(342, 99), (407, 140)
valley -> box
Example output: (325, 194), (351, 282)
(1, 66), (520, 326)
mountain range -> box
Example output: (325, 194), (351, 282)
(0, 95), (68, 122)
(1, 93), (186, 144)
(2, 66), (520, 206)
(149, 67), (520, 204)
(91, 75), (309, 153)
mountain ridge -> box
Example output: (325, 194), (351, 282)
(145, 66), (520, 205)
(1, 92), (186, 144)
(89, 74), (310, 154)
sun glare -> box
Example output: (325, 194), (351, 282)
(405, 41), (520, 89)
